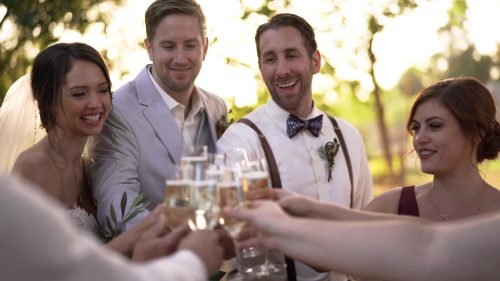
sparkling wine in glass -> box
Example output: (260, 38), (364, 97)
(241, 170), (271, 201)
(241, 159), (286, 277)
(218, 167), (247, 281)
(163, 179), (194, 229)
(218, 182), (245, 238)
(188, 180), (220, 231)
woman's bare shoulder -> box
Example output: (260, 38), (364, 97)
(483, 184), (500, 212)
(363, 186), (405, 214)
(12, 147), (54, 191)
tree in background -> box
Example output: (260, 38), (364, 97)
(226, 0), (498, 186)
(0, 0), (122, 104)
(230, 0), (421, 182)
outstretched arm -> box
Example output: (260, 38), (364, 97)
(227, 200), (500, 281)
(0, 175), (209, 281)
(273, 189), (415, 222)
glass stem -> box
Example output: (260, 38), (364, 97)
(262, 247), (270, 270)
(234, 239), (244, 274)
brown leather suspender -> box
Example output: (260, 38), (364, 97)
(238, 118), (283, 189)
(327, 116), (354, 208)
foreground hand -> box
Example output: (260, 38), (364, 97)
(107, 204), (167, 257)
(268, 189), (295, 201)
(276, 191), (316, 218)
(224, 200), (290, 249)
(132, 222), (190, 262)
(237, 223), (258, 245)
(214, 225), (236, 260)
(179, 230), (224, 276)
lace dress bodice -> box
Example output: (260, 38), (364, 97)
(65, 207), (98, 235)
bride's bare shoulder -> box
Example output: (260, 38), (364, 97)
(11, 146), (54, 190)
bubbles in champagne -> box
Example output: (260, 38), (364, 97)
(218, 181), (245, 238)
(188, 180), (219, 230)
(242, 171), (270, 200)
(163, 180), (192, 228)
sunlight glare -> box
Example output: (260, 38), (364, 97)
(33, 0), (500, 106)
(241, 0), (265, 10)
(324, 91), (338, 105)
(373, 0), (451, 90)
(312, 74), (335, 96)
(466, 0), (500, 55)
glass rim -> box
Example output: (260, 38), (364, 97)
(190, 179), (217, 186)
(217, 181), (242, 188)
(165, 179), (192, 185)
(180, 155), (207, 162)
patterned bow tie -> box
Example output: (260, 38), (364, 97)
(286, 113), (323, 138)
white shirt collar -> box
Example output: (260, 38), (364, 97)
(147, 66), (205, 116)
(189, 88), (205, 118)
(147, 66), (178, 110)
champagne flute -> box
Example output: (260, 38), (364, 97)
(163, 179), (194, 229)
(179, 145), (209, 181)
(218, 165), (247, 281)
(224, 148), (267, 273)
(225, 147), (250, 170)
(188, 179), (220, 231)
(241, 159), (286, 277)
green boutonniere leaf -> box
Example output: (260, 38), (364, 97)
(318, 138), (340, 182)
(215, 109), (234, 139)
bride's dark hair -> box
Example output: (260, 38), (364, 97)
(30, 42), (112, 131)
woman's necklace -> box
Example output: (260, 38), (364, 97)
(429, 182), (485, 221)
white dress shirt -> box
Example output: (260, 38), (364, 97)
(217, 99), (373, 281)
(0, 175), (207, 281)
(148, 67), (205, 149)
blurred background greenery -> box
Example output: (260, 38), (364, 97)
(1, 0), (498, 194)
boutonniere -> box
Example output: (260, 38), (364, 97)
(215, 109), (234, 139)
(318, 138), (340, 182)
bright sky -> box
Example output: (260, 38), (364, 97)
(3, 0), (500, 106)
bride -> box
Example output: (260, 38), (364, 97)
(3, 42), (164, 257)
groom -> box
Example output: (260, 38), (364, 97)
(89, 0), (226, 229)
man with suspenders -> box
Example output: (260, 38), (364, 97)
(217, 13), (373, 281)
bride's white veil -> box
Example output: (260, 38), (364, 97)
(0, 75), (46, 173)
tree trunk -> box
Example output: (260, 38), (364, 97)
(368, 36), (394, 179)
(371, 80), (394, 178)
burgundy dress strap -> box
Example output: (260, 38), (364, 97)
(397, 185), (420, 217)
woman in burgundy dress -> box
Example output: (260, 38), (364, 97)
(272, 77), (500, 222)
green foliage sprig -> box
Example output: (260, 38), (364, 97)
(318, 138), (340, 182)
(100, 192), (149, 242)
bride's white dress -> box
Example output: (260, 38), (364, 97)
(65, 207), (99, 235)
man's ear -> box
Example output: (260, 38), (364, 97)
(311, 50), (321, 74)
(144, 38), (154, 61)
(202, 37), (208, 60)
